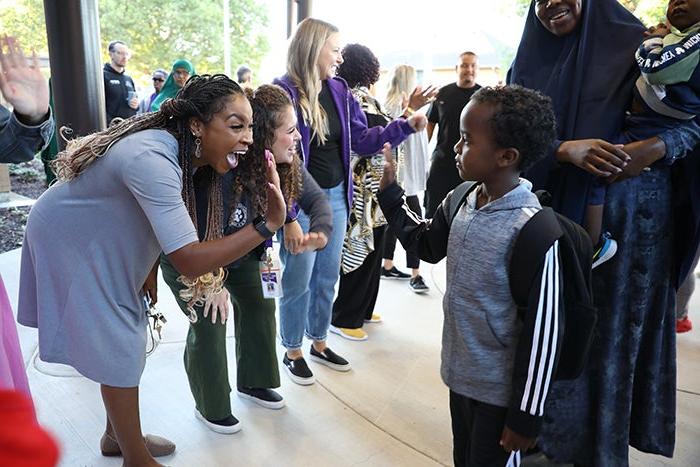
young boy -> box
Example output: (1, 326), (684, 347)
(586, 0), (700, 268)
(378, 86), (561, 467)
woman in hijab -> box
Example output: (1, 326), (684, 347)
(150, 59), (195, 112)
(509, 1), (696, 465)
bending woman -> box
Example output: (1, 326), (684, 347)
(159, 84), (331, 434)
(17, 75), (286, 467)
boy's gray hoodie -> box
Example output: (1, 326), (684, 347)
(378, 178), (564, 437)
(443, 179), (540, 406)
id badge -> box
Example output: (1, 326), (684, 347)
(260, 248), (283, 298)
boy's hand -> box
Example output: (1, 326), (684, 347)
(500, 426), (536, 453)
(379, 143), (396, 191)
(644, 22), (671, 38)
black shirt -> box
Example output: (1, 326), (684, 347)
(307, 81), (344, 188)
(103, 63), (137, 124)
(427, 82), (481, 157)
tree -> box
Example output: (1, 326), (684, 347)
(0, 0), (269, 82)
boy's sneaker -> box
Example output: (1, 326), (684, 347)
(309, 345), (351, 372)
(676, 317), (693, 333)
(237, 387), (285, 410)
(409, 275), (430, 294)
(282, 354), (315, 385)
(381, 266), (411, 280)
(194, 409), (242, 435)
(363, 313), (382, 323)
(592, 232), (618, 269)
(329, 325), (368, 341)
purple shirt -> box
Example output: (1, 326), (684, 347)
(273, 75), (415, 218)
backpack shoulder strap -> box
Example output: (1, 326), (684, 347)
(447, 181), (479, 225)
(509, 207), (563, 306)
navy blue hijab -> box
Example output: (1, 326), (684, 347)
(508, 0), (645, 224)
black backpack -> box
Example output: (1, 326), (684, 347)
(446, 182), (597, 380)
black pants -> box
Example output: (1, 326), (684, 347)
(425, 149), (463, 218)
(332, 226), (386, 329)
(449, 391), (512, 467)
(383, 194), (421, 269)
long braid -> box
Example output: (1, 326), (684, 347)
(54, 74), (243, 243)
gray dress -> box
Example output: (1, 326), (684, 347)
(17, 129), (198, 387)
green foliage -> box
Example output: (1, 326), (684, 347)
(0, 0), (269, 81)
(0, 0), (48, 55)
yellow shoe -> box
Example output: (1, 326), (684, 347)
(330, 325), (368, 341)
(364, 313), (382, 324)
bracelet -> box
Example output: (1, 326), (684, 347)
(404, 106), (415, 117)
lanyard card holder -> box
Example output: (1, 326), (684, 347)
(260, 247), (283, 299)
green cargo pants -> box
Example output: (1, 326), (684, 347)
(160, 255), (280, 420)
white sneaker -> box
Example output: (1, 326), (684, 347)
(194, 409), (242, 435)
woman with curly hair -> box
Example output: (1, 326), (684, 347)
(273, 19), (427, 385)
(17, 74), (286, 467)
(330, 45), (435, 341)
(159, 84), (331, 434)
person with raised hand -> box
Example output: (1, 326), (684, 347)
(17, 74), (285, 467)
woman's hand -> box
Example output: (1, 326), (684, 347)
(264, 150), (286, 230)
(500, 427), (537, 453)
(379, 143), (397, 191)
(141, 262), (159, 306)
(0, 36), (50, 124)
(283, 220), (305, 254)
(407, 85), (439, 111)
(556, 139), (630, 177)
(300, 232), (328, 252)
(203, 288), (230, 325)
(609, 137), (666, 182)
(407, 114), (428, 132)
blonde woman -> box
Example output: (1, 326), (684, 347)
(273, 18), (427, 384)
(382, 65), (432, 293)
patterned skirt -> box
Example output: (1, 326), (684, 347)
(539, 166), (676, 466)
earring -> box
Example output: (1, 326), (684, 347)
(194, 137), (202, 159)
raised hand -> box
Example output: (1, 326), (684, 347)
(0, 36), (49, 124)
(379, 142), (396, 191)
(407, 84), (439, 111)
(264, 150), (286, 230)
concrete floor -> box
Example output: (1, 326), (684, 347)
(1, 244), (699, 467)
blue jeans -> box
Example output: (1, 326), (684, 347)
(277, 183), (347, 350)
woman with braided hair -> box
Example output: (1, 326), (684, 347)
(159, 83), (331, 434)
(16, 74), (286, 467)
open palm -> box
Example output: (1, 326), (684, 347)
(0, 36), (49, 123)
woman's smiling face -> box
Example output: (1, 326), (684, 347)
(535, 0), (583, 37)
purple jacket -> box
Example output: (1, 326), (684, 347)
(273, 75), (415, 216)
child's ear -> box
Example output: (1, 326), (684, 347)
(498, 147), (520, 169)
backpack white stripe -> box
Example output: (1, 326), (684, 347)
(529, 245), (555, 414)
(520, 245), (551, 412)
(520, 242), (561, 415)
(539, 241), (560, 415)
(505, 450), (521, 467)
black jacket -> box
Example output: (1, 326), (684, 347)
(103, 63), (137, 124)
